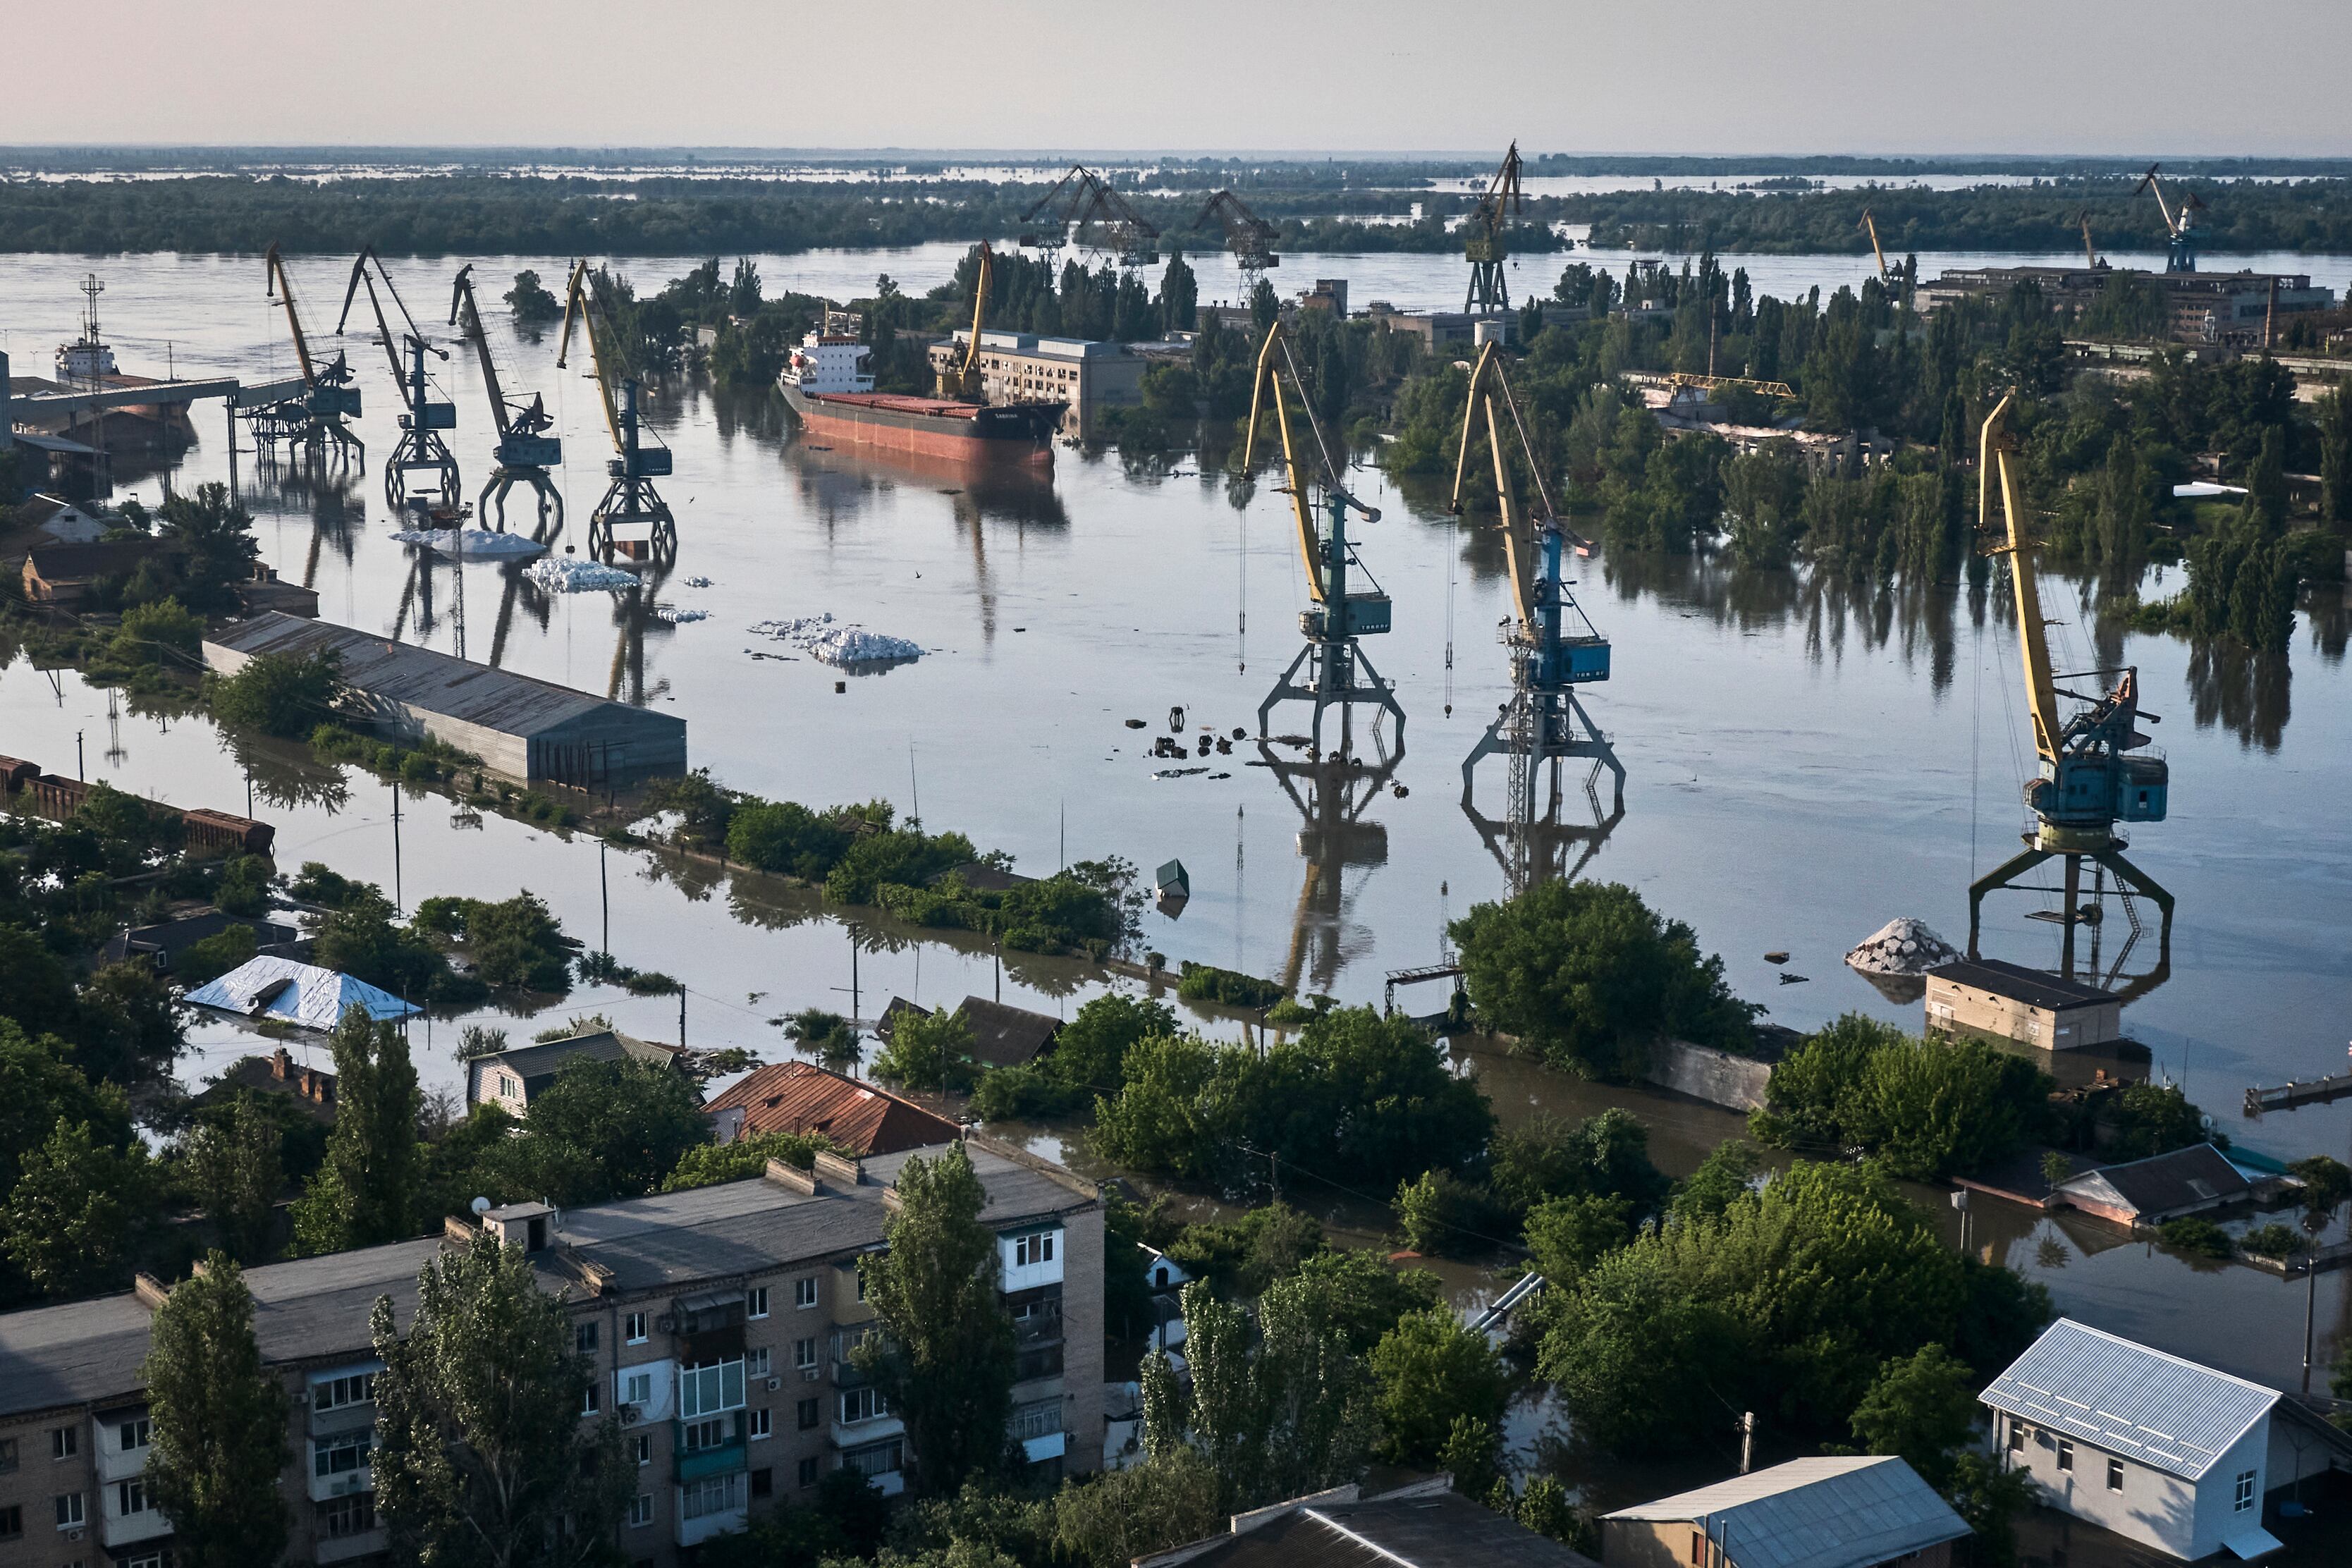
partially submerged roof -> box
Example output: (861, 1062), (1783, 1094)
(2052, 1141), (2250, 1219)
(1148, 1486), (1598, 1568)
(184, 955), (421, 1029)
(1603, 1457), (1968, 1568)
(1927, 956), (2115, 1012)
(477, 1029), (680, 1094)
(958, 995), (1060, 1068)
(1979, 1319), (2280, 1481)
(203, 612), (683, 742)
(705, 1060), (960, 1156)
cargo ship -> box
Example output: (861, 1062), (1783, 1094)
(780, 325), (1063, 466)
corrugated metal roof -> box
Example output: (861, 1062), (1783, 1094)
(184, 955), (421, 1029)
(1604, 1457), (1968, 1568)
(204, 613), (682, 741)
(1979, 1318), (2279, 1480)
(2056, 1142), (2250, 1220)
(958, 996), (1061, 1068)
(705, 1061), (960, 1156)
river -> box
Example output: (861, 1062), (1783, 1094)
(4, 244), (2351, 1404)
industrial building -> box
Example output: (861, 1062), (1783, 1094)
(202, 612), (686, 788)
(924, 329), (1146, 441)
(0, 1136), (1105, 1568)
(1923, 957), (2124, 1051)
(1918, 265), (2335, 348)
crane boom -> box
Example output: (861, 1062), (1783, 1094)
(448, 266), (512, 435)
(264, 244), (320, 387)
(1858, 208), (1890, 281)
(938, 243), (993, 400)
(2075, 210), (2100, 269)
(556, 259), (626, 456)
(336, 245), (437, 384)
(1244, 322), (1375, 605)
(1982, 394), (2061, 764)
(1450, 341), (1568, 630)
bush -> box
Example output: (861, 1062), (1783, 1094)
(969, 1064), (1087, 1122)
(1749, 1013), (2054, 1180)
(2104, 1082), (2219, 1160)
(2239, 1223), (2304, 1259)
(2156, 1217), (2234, 1259)
(111, 599), (204, 666)
(869, 1006), (978, 1093)
(663, 1129), (836, 1192)
(1450, 881), (1756, 1077)
(206, 649), (342, 737)
(1394, 1169), (1514, 1258)
(725, 798), (851, 878)
(1524, 1192), (1635, 1280)
(1175, 962), (1287, 1008)
(288, 862), (370, 909)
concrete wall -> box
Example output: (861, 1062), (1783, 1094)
(1644, 1039), (1773, 1113)
(1058, 1201), (1105, 1478)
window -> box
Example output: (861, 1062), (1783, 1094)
(2107, 1457), (2125, 1493)
(2057, 1439), (2074, 1473)
(749, 1408), (771, 1440)
(319, 1493), (377, 1538)
(314, 1372), (377, 1411)
(314, 1432), (373, 1478)
(1689, 1531), (1707, 1567)
(0, 1505), (18, 1541)
(798, 1397), (820, 1431)
(1012, 1230), (1055, 1268)
(51, 1426), (78, 1459)
(1010, 1399), (1059, 1442)
(633, 1435), (651, 1467)
(682, 1418), (730, 1454)
(577, 1323), (600, 1354)
(117, 1418), (151, 1453)
(746, 1287), (770, 1319)
(2007, 1421), (2027, 1453)
(794, 1337), (817, 1370)
(117, 1478), (149, 1516)
(625, 1311), (648, 1344)
(0, 1436), (14, 1472)
(795, 1277), (819, 1310)
(838, 1387), (890, 1425)
(55, 1493), (85, 1528)
(751, 1466), (773, 1499)
(680, 1359), (747, 1419)
(842, 1438), (903, 1480)
(746, 1348), (771, 1377)
(125, 1555), (167, 1568)
(622, 1369), (654, 1407)
(627, 1493), (653, 1529)
(2234, 1470), (2256, 1512)
(797, 1457), (820, 1488)
(680, 1472), (747, 1521)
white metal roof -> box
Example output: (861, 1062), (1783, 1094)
(1603, 1457), (1968, 1568)
(184, 955), (421, 1031)
(1979, 1318), (2279, 1481)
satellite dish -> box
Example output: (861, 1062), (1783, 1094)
(470, 1196), (492, 1215)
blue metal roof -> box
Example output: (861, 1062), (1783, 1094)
(1978, 1318), (2279, 1481)
(1603, 1457), (1967, 1568)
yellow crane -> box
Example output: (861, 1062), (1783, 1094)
(1464, 142), (1525, 314)
(937, 243), (994, 401)
(1450, 341), (1622, 888)
(1244, 321), (1403, 753)
(1858, 207), (1890, 283)
(557, 260), (676, 565)
(1970, 395), (2173, 981)
(2073, 209), (2105, 271)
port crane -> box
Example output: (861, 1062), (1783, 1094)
(1246, 321), (1405, 754)
(1451, 341), (1624, 892)
(1858, 208), (1891, 283)
(2073, 209), (2107, 271)
(1969, 395), (2174, 979)
(937, 243), (994, 400)
(1194, 189), (1280, 296)
(258, 245), (364, 465)
(1019, 164), (1160, 269)
(1463, 142), (1524, 314)
(2135, 164), (2203, 274)
(556, 260), (677, 566)
(335, 247), (460, 511)
(448, 264), (564, 532)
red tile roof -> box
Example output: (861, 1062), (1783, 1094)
(704, 1060), (960, 1156)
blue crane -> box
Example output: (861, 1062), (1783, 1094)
(556, 260), (676, 567)
(449, 264), (564, 533)
(259, 245), (363, 466)
(336, 246), (460, 513)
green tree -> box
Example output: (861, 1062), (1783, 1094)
(1847, 1345), (1981, 1488)
(296, 1005), (422, 1251)
(369, 1232), (627, 1567)
(853, 1142), (1017, 1495)
(1053, 1449), (1220, 1568)
(141, 1253), (291, 1568)
(1450, 881), (1755, 1077)
(783, 1007), (865, 1074)
(1524, 1193), (1634, 1280)
(1394, 1168), (1512, 1258)
(1750, 1014), (2052, 1180)
(184, 1098), (284, 1263)
(662, 1129), (835, 1192)
(4, 1118), (152, 1297)
(519, 1055), (710, 1201)
(157, 482), (260, 608)
(0, 1019), (132, 1192)
(2319, 386), (2352, 527)
(872, 1006), (980, 1093)
(1285, 1247), (1443, 1356)
(205, 648), (343, 735)
(75, 959), (187, 1087)
(1368, 1307), (1510, 1466)
(506, 269), (563, 324)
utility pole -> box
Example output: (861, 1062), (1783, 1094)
(76, 730), (85, 780)
(678, 987), (687, 1048)
(600, 839), (610, 955)
(390, 784), (403, 915)
(1738, 1411), (1756, 1475)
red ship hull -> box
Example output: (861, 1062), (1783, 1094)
(782, 386), (1063, 465)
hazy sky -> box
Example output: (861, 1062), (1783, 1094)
(6, 0), (2349, 157)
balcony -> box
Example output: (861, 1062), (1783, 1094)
(832, 1357), (871, 1390)
(831, 1414), (905, 1450)
(317, 1526), (390, 1564)
(310, 1464), (374, 1506)
(1014, 1315), (1063, 1350)
(99, 1489), (171, 1548)
(674, 1414), (748, 1484)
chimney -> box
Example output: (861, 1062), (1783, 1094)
(272, 1046), (293, 1079)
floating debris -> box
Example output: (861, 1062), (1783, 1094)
(1778, 972), (1811, 985)
(526, 557), (639, 592)
(1125, 718), (1147, 729)
(1764, 950), (1791, 964)
(1844, 917), (1961, 976)
(654, 606), (709, 625)
(1151, 767), (1210, 780)
(748, 613), (924, 666)
(390, 527), (546, 559)
(683, 575), (715, 588)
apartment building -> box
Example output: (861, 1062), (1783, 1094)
(0, 1134), (1103, 1568)
(923, 329), (1146, 441)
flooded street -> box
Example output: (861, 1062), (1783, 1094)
(5, 245), (2352, 1397)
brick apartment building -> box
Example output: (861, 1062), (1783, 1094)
(0, 1135), (1103, 1568)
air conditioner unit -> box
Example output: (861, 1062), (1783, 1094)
(764, 1377), (781, 1392)
(68, 1529), (85, 1542)
(802, 1367), (820, 1383)
(656, 1315), (675, 1333)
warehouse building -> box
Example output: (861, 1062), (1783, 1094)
(1923, 957), (2124, 1051)
(0, 1135), (1104, 1568)
(202, 612), (686, 788)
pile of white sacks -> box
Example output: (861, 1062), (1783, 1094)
(748, 613), (923, 665)
(1844, 917), (1961, 975)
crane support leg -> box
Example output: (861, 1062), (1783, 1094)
(1967, 845), (2053, 959)
(1260, 639), (1404, 757)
